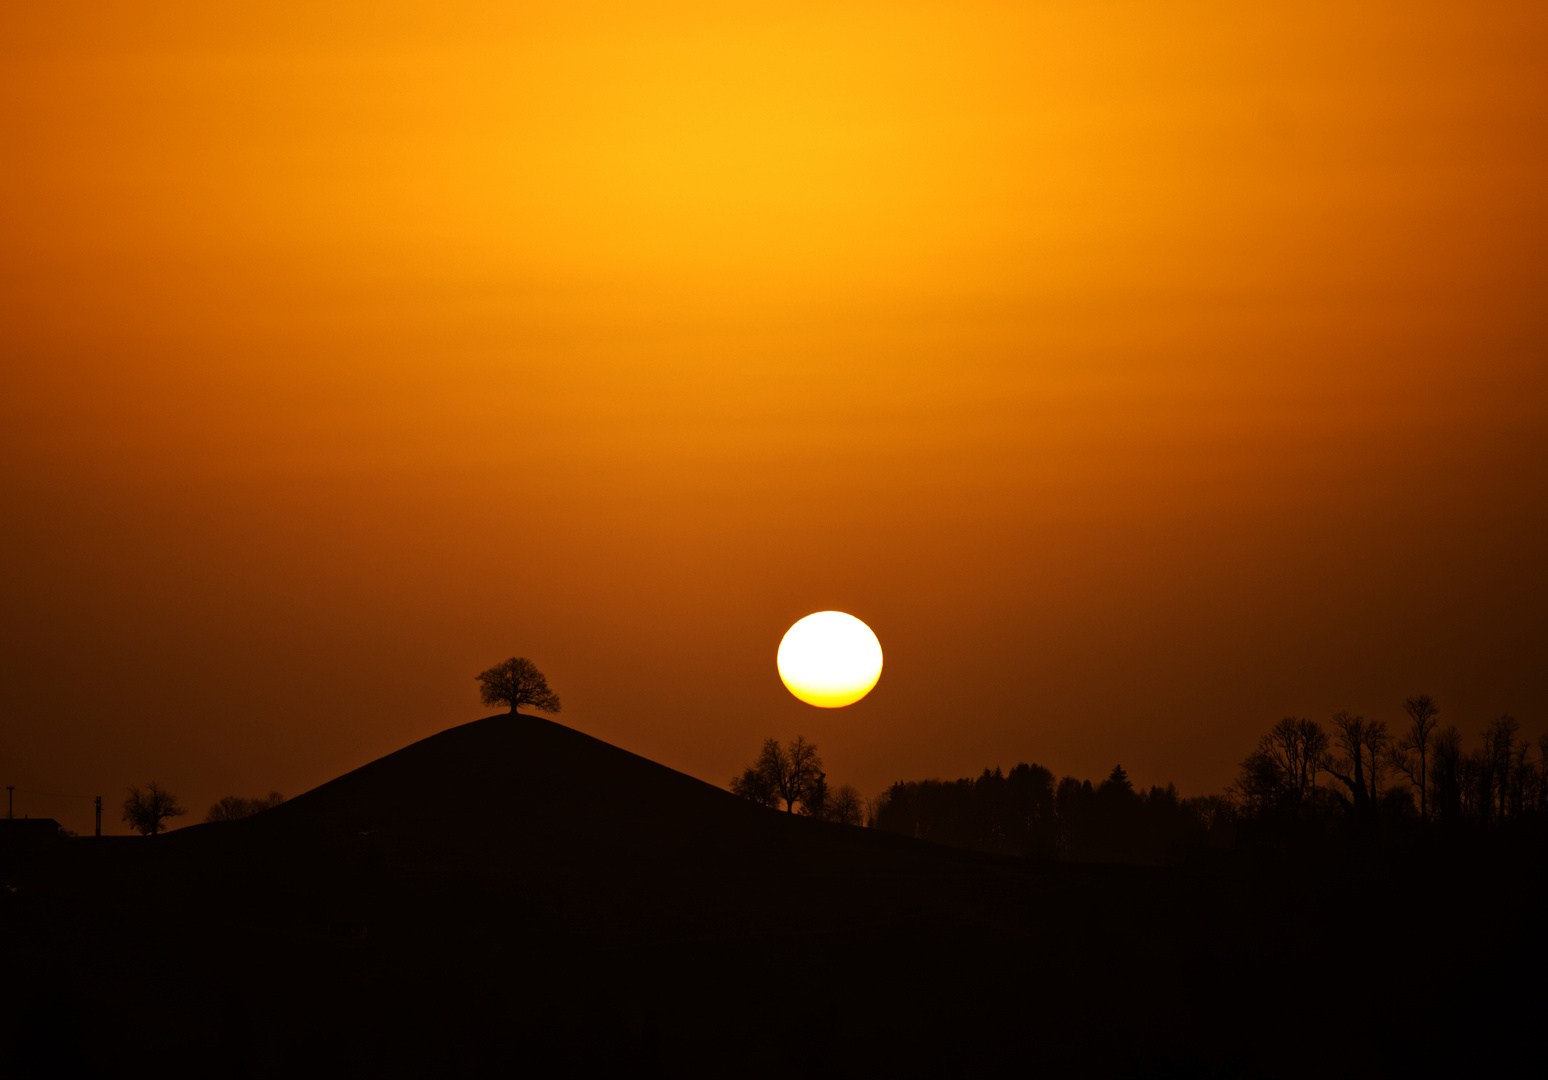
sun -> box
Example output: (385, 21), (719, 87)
(777, 611), (883, 708)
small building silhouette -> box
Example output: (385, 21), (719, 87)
(0, 818), (65, 855)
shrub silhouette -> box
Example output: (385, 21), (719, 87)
(205, 791), (284, 823)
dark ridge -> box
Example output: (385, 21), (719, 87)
(273, 711), (753, 826)
(9, 715), (1539, 1076)
(196, 711), (1007, 863)
(164, 713), (1027, 938)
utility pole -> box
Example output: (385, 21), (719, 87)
(5, 785), (12, 819)
(95, 795), (102, 837)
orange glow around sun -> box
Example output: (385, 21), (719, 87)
(0, 1), (1544, 817)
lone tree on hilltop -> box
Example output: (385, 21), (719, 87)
(476, 657), (563, 715)
(122, 782), (187, 836)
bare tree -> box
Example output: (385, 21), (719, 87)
(205, 792), (284, 823)
(1231, 747), (1285, 817)
(1538, 733), (1548, 813)
(1279, 717), (1328, 813)
(1364, 719), (1390, 807)
(731, 737), (825, 814)
(475, 657), (562, 715)
(779, 737), (824, 815)
(1388, 695), (1441, 821)
(1231, 717), (1327, 819)
(1464, 744), (1493, 825)
(1324, 712), (1378, 819)
(122, 782), (187, 836)
(1484, 715), (1521, 822)
(1508, 740), (1531, 819)
(864, 791), (890, 830)
(1429, 725), (1466, 824)
(826, 783), (866, 826)
(1187, 793), (1238, 836)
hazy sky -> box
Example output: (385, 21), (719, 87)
(4, 2), (1545, 833)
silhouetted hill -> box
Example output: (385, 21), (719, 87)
(4, 715), (1543, 1078)
(272, 711), (762, 834)
(177, 713), (1024, 937)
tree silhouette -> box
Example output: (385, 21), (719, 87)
(122, 782), (186, 836)
(1091, 765), (1144, 860)
(1536, 733), (1548, 814)
(1232, 746), (1286, 818)
(205, 792), (284, 823)
(1429, 725), (1466, 824)
(1388, 695), (1441, 821)
(872, 760), (1232, 861)
(1228, 709), (1548, 833)
(1363, 718), (1391, 812)
(1101, 764), (1134, 795)
(825, 783), (866, 826)
(800, 772), (830, 819)
(1232, 717), (1327, 820)
(476, 657), (562, 715)
(1324, 712), (1382, 820)
(730, 752), (781, 809)
(1485, 715), (1521, 821)
(732, 737), (824, 814)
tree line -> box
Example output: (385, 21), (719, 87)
(733, 694), (1546, 862)
(732, 737), (1234, 862)
(872, 764), (1236, 863)
(1233, 695), (1548, 833)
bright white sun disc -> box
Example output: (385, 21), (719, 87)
(777, 611), (883, 708)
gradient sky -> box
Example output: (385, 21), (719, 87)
(4, 2), (1545, 833)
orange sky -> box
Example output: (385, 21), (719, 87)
(3, 2), (1545, 832)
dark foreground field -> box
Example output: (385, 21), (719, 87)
(4, 716), (1543, 1077)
